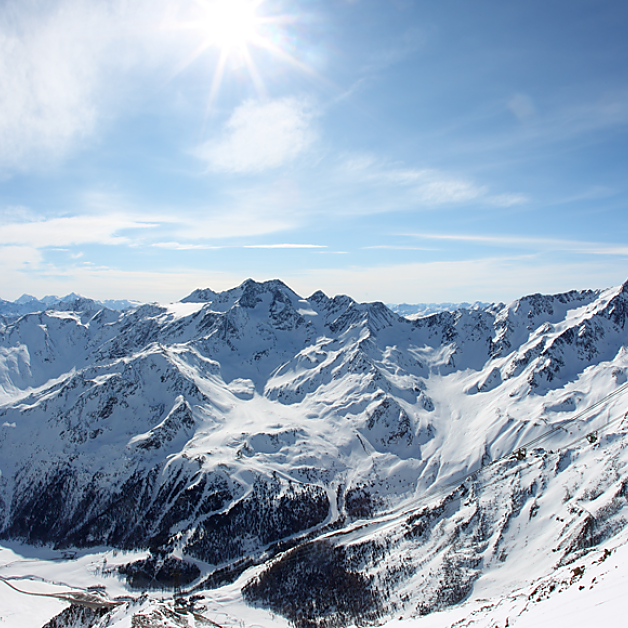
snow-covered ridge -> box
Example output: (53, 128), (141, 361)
(0, 294), (141, 321)
(388, 300), (491, 319)
(1, 278), (628, 627)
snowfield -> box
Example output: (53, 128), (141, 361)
(1, 278), (628, 627)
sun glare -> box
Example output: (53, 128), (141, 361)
(199, 0), (260, 51)
(170, 0), (326, 113)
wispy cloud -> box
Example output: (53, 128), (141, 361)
(152, 242), (326, 250)
(487, 194), (529, 207)
(244, 243), (326, 249)
(0, 214), (157, 248)
(408, 232), (628, 256)
(508, 93), (537, 121)
(470, 90), (628, 158)
(152, 242), (222, 250)
(363, 245), (438, 251)
(535, 93), (628, 142)
(335, 154), (508, 208)
(0, 180), (305, 256)
(0, 245), (44, 271)
(0, 0), (185, 173)
(0, 0), (102, 170)
(175, 206), (298, 240)
(197, 98), (317, 173)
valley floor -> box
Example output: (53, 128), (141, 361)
(2, 528), (626, 628)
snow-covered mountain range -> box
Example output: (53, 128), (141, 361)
(1, 278), (628, 628)
(0, 294), (140, 321)
(387, 301), (490, 318)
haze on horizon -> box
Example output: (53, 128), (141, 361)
(1, 0), (627, 305)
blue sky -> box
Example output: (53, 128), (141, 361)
(1, 0), (627, 304)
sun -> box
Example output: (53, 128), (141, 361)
(198, 0), (261, 51)
(170, 0), (326, 112)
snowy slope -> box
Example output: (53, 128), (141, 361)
(1, 278), (628, 627)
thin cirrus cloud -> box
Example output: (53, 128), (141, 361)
(0, 214), (158, 248)
(335, 154), (522, 209)
(0, 0), (179, 172)
(151, 243), (326, 250)
(174, 207), (298, 240)
(508, 93), (537, 121)
(474, 92), (628, 158)
(409, 233), (628, 256)
(363, 245), (438, 251)
(383, 168), (485, 205)
(0, 0), (103, 170)
(197, 98), (317, 174)
(152, 242), (222, 250)
(0, 245), (44, 269)
(244, 244), (326, 249)
(362, 27), (427, 74)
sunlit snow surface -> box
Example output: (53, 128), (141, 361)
(395, 535), (628, 628)
(0, 543), (144, 627)
(1, 279), (628, 626)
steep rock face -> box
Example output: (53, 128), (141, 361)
(1, 278), (628, 626)
(604, 281), (628, 328)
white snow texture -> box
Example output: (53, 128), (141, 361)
(1, 277), (628, 627)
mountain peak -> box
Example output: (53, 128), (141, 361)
(309, 289), (329, 304)
(181, 280), (297, 305)
(14, 294), (39, 305)
(240, 278), (292, 293)
(180, 288), (219, 303)
(59, 292), (82, 302)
